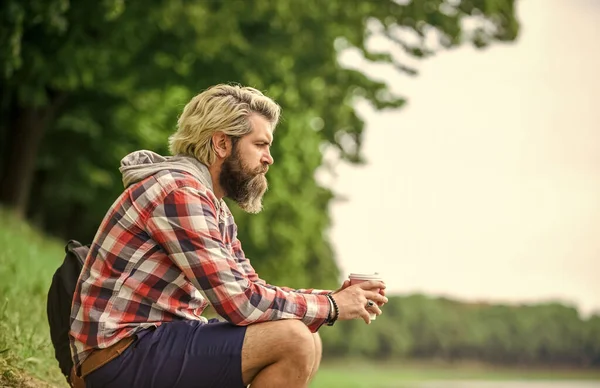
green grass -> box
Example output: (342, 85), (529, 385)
(0, 208), (67, 387)
(312, 361), (600, 388)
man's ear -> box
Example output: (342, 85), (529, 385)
(212, 132), (230, 159)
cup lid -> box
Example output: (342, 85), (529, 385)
(349, 272), (382, 280)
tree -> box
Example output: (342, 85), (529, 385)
(322, 294), (600, 366)
(1, 0), (519, 287)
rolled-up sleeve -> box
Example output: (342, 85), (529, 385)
(145, 186), (330, 332)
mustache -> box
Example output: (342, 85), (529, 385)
(252, 165), (269, 175)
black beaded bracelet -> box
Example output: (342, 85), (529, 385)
(326, 293), (339, 326)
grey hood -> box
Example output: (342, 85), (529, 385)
(119, 150), (214, 190)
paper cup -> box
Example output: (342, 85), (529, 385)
(348, 273), (383, 320)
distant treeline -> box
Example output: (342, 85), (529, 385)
(319, 294), (600, 367)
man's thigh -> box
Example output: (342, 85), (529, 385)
(241, 319), (315, 385)
(85, 319), (247, 388)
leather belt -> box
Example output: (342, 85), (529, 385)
(81, 335), (135, 377)
(70, 336), (135, 388)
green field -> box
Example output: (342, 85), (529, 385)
(312, 362), (600, 388)
(0, 209), (67, 387)
(1, 209), (599, 388)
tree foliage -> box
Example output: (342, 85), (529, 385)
(321, 295), (600, 367)
(0, 0), (519, 288)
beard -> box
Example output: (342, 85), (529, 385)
(219, 147), (268, 214)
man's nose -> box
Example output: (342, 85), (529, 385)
(262, 150), (274, 166)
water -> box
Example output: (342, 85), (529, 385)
(416, 382), (600, 388)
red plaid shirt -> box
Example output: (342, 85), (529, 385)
(69, 158), (331, 368)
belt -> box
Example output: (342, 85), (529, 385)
(81, 336), (135, 377)
(70, 336), (135, 388)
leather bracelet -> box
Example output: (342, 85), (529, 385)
(326, 293), (339, 326)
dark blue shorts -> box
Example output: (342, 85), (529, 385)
(85, 319), (247, 388)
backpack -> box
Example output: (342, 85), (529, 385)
(46, 240), (89, 384)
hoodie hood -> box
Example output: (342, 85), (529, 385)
(119, 150), (214, 190)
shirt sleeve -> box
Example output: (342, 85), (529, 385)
(231, 233), (332, 296)
(145, 186), (330, 332)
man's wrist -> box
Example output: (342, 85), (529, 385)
(327, 296), (335, 320)
(326, 293), (339, 326)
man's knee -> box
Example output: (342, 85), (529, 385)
(280, 320), (315, 364)
(269, 320), (315, 380)
(242, 320), (317, 385)
(242, 320), (315, 378)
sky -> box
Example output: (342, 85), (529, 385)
(324, 0), (600, 315)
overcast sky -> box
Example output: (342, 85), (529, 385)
(325, 0), (600, 315)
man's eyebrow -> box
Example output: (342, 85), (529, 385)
(257, 136), (273, 145)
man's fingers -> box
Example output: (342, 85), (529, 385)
(363, 290), (388, 304)
(359, 309), (371, 324)
(357, 280), (385, 291)
(368, 304), (383, 316)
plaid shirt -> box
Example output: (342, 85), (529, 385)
(69, 163), (331, 368)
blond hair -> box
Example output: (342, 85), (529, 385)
(169, 84), (281, 165)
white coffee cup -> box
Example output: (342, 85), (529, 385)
(348, 273), (383, 320)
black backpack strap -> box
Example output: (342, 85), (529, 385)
(66, 240), (89, 265)
(47, 240), (90, 382)
(66, 239), (83, 253)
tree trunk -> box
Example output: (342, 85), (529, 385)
(0, 92), (66, 216)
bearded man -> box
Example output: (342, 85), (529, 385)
(69, 84), (387, 388)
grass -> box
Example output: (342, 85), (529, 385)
(0, 208), (67, 387)
(311, 361), (600, 388)
(1, 207), (599, 388)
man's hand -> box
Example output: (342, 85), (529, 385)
(332, 279), (351, 294)
(333, 279), (386, 301)
(330, 280), (388, 324)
